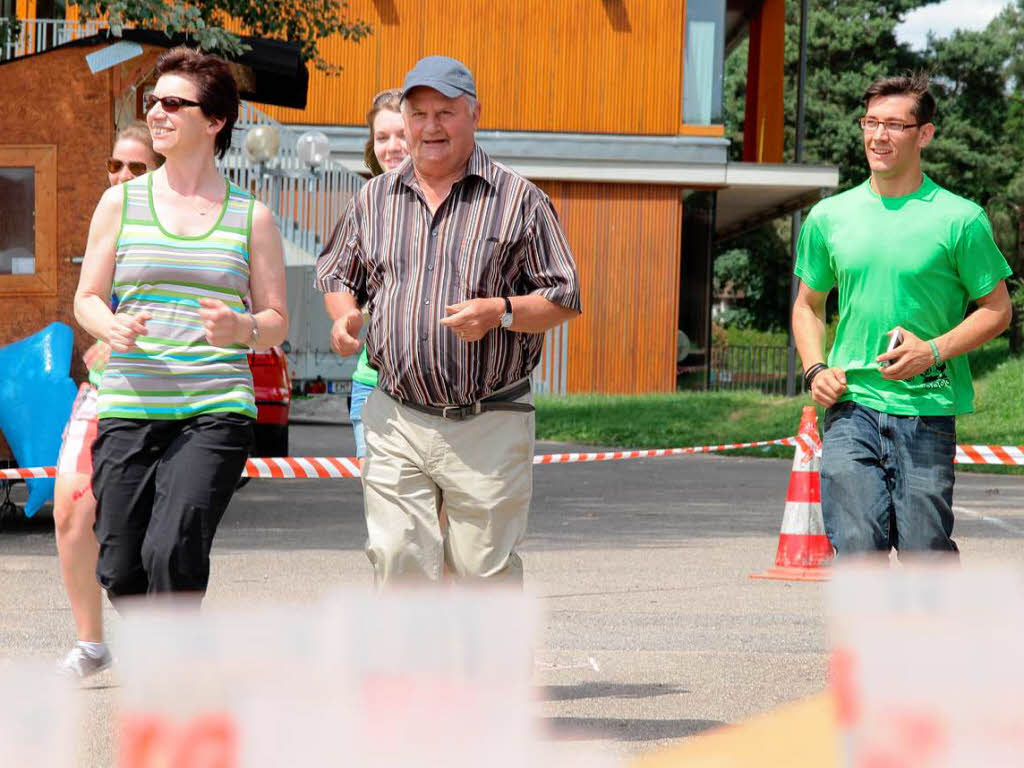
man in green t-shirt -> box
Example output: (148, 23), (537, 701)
(792, 73), (1012, 557)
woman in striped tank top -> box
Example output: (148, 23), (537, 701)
(73, 47), (288, 601)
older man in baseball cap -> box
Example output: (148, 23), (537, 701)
(316, 56), (581, 586)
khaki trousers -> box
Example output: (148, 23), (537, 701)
(360, 386), (535, 585)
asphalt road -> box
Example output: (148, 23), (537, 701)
(2, 423), (1024, 766)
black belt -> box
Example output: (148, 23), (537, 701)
(396, 379), (534, 421)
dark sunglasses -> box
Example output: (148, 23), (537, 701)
(106, 158), (149, 176)
(144, 94), (202, 113)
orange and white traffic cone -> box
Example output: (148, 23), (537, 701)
(751, 406), (833, 582)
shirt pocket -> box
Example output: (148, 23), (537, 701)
(459, 234), (527, 299)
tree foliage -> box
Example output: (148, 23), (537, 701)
(68, 0), (372, 72)
(712, 224), (792, 331)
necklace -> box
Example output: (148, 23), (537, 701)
(189, 193), (221, 216)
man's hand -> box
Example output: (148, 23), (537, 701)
(877, 327), (934, 381)
(810, 367), (847, 408)
(330, 308), (363, 357)
(440, 298), (503, 342)
(106, 312), (151, 353)
(198, 298), (245, 348)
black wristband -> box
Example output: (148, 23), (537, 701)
(803, 363), (827, 389)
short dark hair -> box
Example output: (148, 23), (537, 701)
(862, 72), (936, 126)
(154, 47), (239, 159)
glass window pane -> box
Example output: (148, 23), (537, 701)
(683, 0), (725, 125)
(0, 167), (35, 276)
(684, 21), (717, 124)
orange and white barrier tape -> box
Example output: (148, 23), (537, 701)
(3, 438), (1021, 480)
(954, 445), (1024, 465)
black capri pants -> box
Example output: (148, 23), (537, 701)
(91, 413), (253, 599)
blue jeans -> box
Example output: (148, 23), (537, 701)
(349, 381), (374, 459)
(821, 401), (958, 556)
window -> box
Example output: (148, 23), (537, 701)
(0, 145), (57, 295)
(0, 167), (35, 275)
(683, 0), (725, 125)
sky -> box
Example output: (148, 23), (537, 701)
(895, 0), (1012, 49)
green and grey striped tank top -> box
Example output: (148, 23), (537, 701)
(97, 173), (257, 420)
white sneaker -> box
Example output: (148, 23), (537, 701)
(58, 645), (112, 679)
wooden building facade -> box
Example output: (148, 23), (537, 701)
(3, 0), (837, 397)
(268, 0), (835, 394)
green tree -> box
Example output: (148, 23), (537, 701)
(712, 222), (793, 331)
(924, 24), (1015, 208)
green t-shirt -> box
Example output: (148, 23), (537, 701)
(351, 345), (378, 388)
(795, 175), (1011, 416)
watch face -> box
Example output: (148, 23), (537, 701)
(500, 313), (513, 328)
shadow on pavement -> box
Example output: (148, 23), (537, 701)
(539, 681), (688, 701)
(540, 716), (722, 742)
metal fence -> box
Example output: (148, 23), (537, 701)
(709, 344), (804, 396)
(532, 322), (569, 396)
(221, 102), (367, 259)
(1, 18), (108, 60)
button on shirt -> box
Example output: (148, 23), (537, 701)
(315, 145), (581, 406)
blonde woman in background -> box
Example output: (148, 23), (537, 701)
(348, 88), (408, 469)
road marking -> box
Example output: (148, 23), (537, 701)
(536, 657), (600, 672)
(953, 505), (1024, 535)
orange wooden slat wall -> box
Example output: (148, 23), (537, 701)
(538, 181), (682, 394)
(260, 0), (684, 135)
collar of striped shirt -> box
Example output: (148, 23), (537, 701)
(396, 143), (497, 191)
(317, 142), (581, 407)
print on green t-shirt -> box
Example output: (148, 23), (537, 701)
(794, 175), (1011, 416)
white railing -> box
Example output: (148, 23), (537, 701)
(222, 102), (366, 260)
(2, 18), (108, 61)
(532, 323), (569, 396)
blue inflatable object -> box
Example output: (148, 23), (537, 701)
(0, 323), (78, 517)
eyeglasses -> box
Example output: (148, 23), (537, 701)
(106, 158), (149, 176)
(859, 117), (921, 135)
(144, 94), (202, 113)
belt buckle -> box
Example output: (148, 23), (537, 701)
(441, 405), (464, 421)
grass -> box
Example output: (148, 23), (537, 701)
(536, 337), (1024, 473)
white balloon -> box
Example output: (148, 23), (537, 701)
(297, 130), (330, 168)
(244, 125), (280, 162)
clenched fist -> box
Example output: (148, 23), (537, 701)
(106, 312), (151, 353)
(197, 297), (247, 347)
(330, 308), (363, 357)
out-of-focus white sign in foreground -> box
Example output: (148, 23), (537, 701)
(830, 563), (1024, 768)
(0, 662), (76, 767)
(111, 588), (616, 768)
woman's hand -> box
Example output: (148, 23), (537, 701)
(197, 298), (247, 347)
(106, 313), (151, 353)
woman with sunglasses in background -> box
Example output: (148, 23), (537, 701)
(55, 121), (162, 677)
(75, 47), (287, 607)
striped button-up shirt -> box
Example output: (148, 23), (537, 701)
(315, 144), (581, 405)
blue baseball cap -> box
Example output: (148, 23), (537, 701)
(401, 56), (477, 100)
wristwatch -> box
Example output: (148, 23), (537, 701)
(499, 297), (513, 329)
(248, 313), (260, 346)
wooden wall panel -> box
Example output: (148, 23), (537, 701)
(743, 0), (785, 163)
(537, 182), (682, 394)
(261, 0), (684, 135)
(0, 44), (169, 458)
